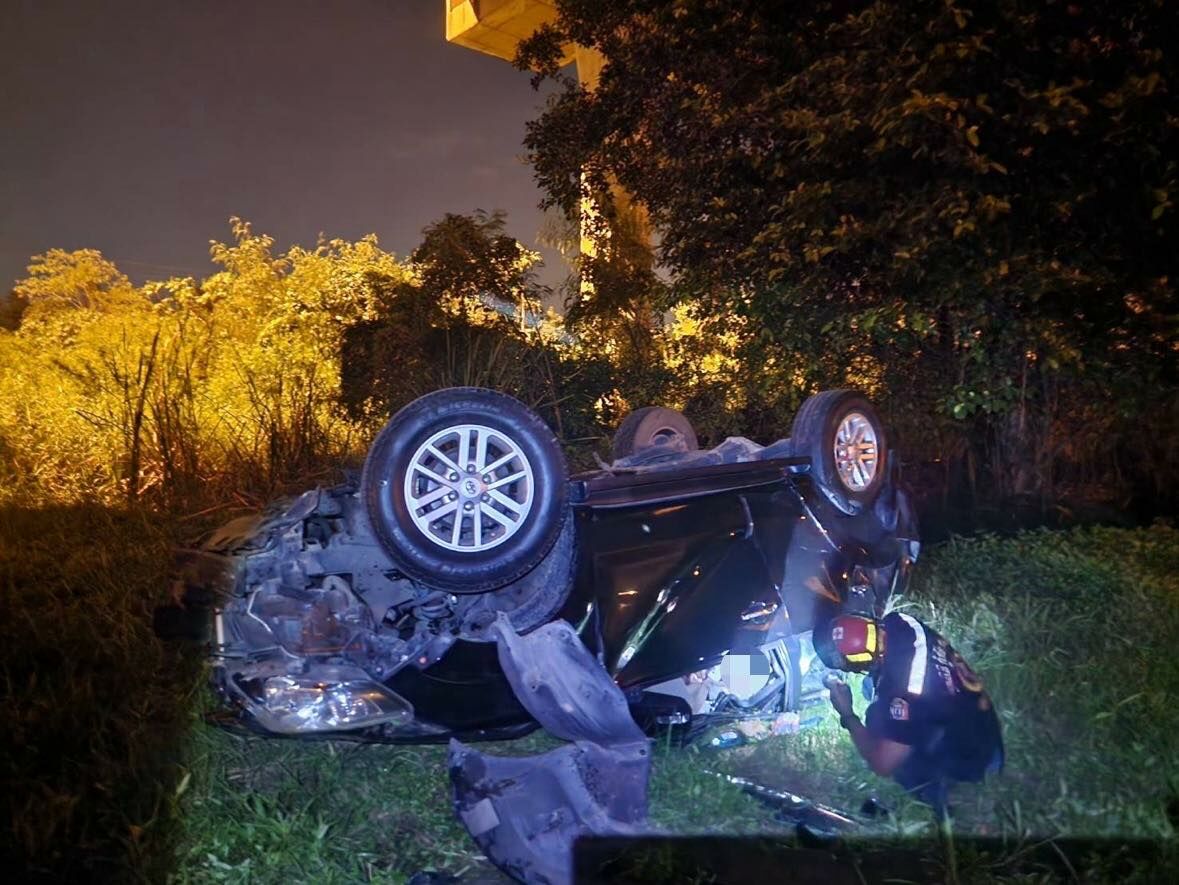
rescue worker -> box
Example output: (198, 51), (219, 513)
(814, 612), (1003, 818)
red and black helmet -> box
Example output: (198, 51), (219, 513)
(814, 614), (884, 672)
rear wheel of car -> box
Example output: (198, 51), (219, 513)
(792, 390), (888, 515)
(362, 387), (569, 593)
(612, 406), (699, 461)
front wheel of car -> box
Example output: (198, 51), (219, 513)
(362, 388), (569, 593)
(792, 389), (888, 515)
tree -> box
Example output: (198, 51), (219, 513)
(411, 209), (549, 327)
(341, 211), (568, 424)
(14, 248), (145, 340)
(520, 0), (1179, 510)
(200, 220), (411, 485)
(0, 223), (416, 504)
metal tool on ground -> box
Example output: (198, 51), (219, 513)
(703, 768), (863, 834)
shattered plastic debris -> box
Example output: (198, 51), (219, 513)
(449, 615), (651, 885)
(772, 711), (802, 735)
(710, 729), (746, 749)
(724, 711), (802, 745)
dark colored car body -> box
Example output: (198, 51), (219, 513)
(154, 388), (921, 885)
(567, 455), (910, 688)
(193, 453), (914, 741)
(158, 388), (917, 744)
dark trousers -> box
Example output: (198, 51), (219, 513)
(893, 732), (1004, 819)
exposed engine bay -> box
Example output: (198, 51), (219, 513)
(199, 483), (567, 738)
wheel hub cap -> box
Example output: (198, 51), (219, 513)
(404, 424), (535, 552)
(834, 412), (878, 491)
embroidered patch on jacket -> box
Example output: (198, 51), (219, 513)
(889, 698), (910, 721)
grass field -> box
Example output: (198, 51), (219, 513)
(4, 507), (1178, 882)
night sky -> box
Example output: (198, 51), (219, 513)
(0, 0), (568, 297)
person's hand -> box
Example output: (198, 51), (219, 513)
(826, 676), (855, 717)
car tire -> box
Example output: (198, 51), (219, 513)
(791, 389), (888, 515)
(362, 387), (569, 593)
(612, 406), (699, 461)
(457, 514), (576, 641)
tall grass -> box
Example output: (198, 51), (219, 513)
(914, 525), (1179, 840)
(0, 234), (602, 512)
(0, 232), (417, 509)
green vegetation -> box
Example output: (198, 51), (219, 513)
(174, 729), (482, 884)
(6, 507), (1175, 881)
(0, 231), (411, 505)
(0, 216), (642, 512)
(520, 0), (1178, 511)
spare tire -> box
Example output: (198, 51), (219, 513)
(612, 406), (699, 461)
(362, 388), (568, 593)
(791, 390), (888, 515)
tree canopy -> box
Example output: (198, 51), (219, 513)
(520, 0), (1178, 505)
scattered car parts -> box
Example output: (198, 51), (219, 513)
(449, 614), (651, 885)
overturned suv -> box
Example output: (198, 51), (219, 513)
(162, 387), (919, 743)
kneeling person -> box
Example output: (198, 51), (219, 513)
(815, 613), (1003, 817)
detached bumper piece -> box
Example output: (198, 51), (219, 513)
(449, 615), (650, 885)
(449, 742), (648, 885)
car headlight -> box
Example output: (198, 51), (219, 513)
(233, 671), (413, 734)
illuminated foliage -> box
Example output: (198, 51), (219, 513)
(0, 215), (616, 503)
(0, 225), (414, 504)
(14, 248), (145, 343)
